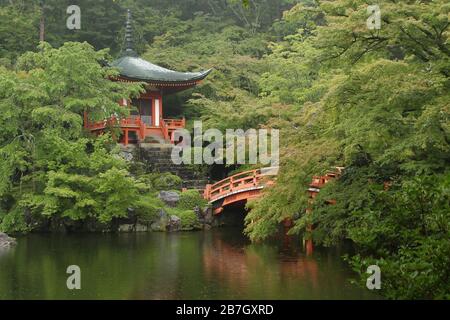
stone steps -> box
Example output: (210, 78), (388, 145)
(183, 180), (209, 190)
(137, 143), (208, 190)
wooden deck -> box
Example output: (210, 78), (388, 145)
(84, 115), (185, 145)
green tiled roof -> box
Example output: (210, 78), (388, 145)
(111, 56), (212, 83)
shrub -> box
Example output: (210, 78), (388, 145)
(178, 190), (207, 210)
(145, 173), (182, 191)
(167, 207), (200, 231)
(0, 206), (29, 234)
(133, 194), (165, 224)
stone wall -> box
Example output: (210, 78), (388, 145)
(135, 144), (209, 190)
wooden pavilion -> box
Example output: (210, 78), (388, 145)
(84, 10), (211, 145)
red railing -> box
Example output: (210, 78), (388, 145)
(85, 115), (186, 143)
(307, 167), (344, 200)
(164, 118), (185, 129)
(162, 118), (186, 142)
(204, 168), (276, 202)
(120, 116), (143, 128)
(85, 120), (108, 130)
(86, 117), (185, 130)
(160, 117), (170, 141)
(85, 116), (142, 130)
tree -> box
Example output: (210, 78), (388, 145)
(0, 3), (39, 64)
(244, 0), (449, 298)
(0, 42), (144, 232)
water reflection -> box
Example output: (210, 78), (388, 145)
(0, 230), (377, 300)
(200, 230), (352, 299)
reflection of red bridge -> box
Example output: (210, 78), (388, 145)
(203, 168), (278, 215)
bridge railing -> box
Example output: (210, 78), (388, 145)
(204, 168), (277, 202)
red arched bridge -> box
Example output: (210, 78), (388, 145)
(203, 167), (278, 215)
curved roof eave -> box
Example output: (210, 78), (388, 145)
(111, 56), (212, 83)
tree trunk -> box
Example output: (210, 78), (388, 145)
(39, 1), (45, 42)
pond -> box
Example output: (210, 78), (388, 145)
(0, 228), (378, 300)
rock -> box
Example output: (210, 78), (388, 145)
(158, 191), (180, 207)
(50, 217), (68, 233)
(84, 218), (111, 233)
(158, 208), (169, 219)
(150, 222), (164, 232)
(151, 209), (169, 232)
(0, 233), (17, 248)
(135, 224), (148, 232)
(194, 206), (202, 219)
(118, 224), (134, 233)
(168, 215), (181, 232)
(203, 206), (213, 225)
(120, 151), (134, 162)
(203, 224), (212, 230)
(119, 145), (136, 162)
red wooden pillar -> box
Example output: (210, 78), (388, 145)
(124, 129), (129, 146)
(203, 184), (211, 200)
(159, 94), (163, 124)
(140, 121), (145, 140)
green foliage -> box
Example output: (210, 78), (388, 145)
(0, 0), (299, 60)
(0, 206), (30, 234)
(133, 193), (165, 224)
(350, 238), (450, 300)
(139, 10), (279, 169)
(0, 0), (448, 299)
(167, 207), (200, 231)
(142, 14), (271, 132)
(141, 173), (183, 191)
(244, 0), (449, 299)
(0, 4), (39, 63)
(178, 190), (207, 210)
(0, 42), (144, 232)
(345, 175), (450, 299)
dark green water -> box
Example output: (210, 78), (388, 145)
(0, 228), (377, 300)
